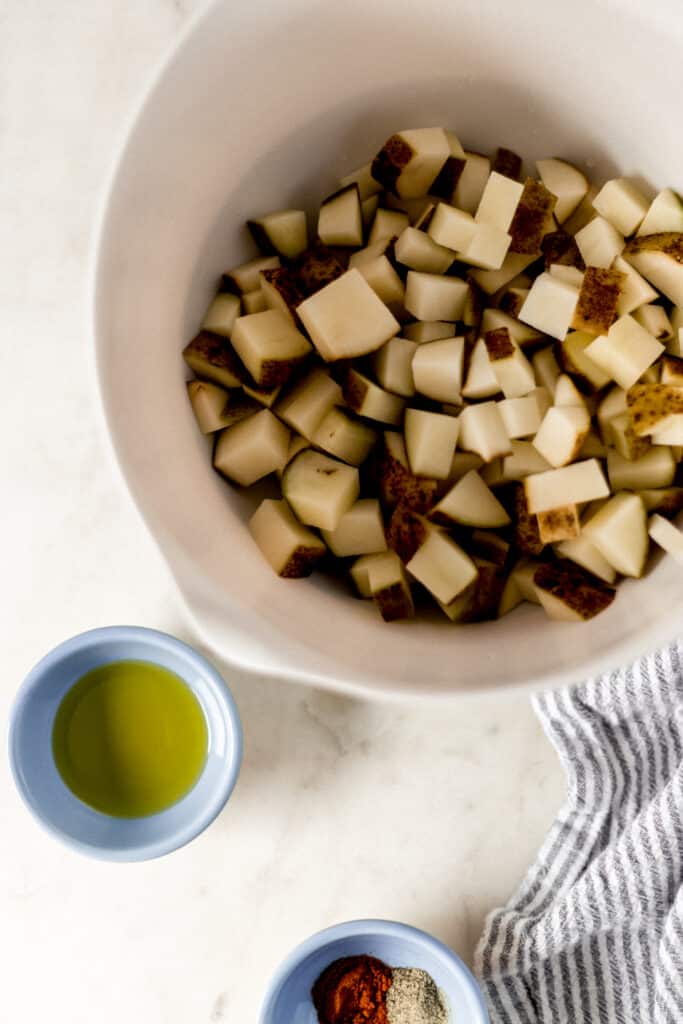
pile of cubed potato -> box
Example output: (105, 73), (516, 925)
(183, 127), (683, 624)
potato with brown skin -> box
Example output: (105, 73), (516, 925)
(429, 155), (466, 201)
(533, 562), (616, 621)
(294, 245), (346, 295)
(469, 530), (510, 568)
(183, 331), (246, 389)
(492, 147), (522, 181)
(259, 267), (306, 321)
(627, 383), (683, 436)
(508, 179), (557, 255)
(541, 230), (585, 270)
(537, 504), (581, 544)
(513, 483), (545, 555)
(571, 267), (625, 334)
(386, 501), (430, 562)
(373, 433), (438, 511)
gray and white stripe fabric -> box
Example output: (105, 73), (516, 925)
(475, 641), (683, 1023)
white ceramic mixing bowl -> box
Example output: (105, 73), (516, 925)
(93, 0), (683, 700)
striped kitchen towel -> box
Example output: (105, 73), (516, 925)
(475, 641), (683, 1023)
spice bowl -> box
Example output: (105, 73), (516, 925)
(8, 626), (242, 861)
(259, 919), (488, 1023)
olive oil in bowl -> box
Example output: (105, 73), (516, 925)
(52, 660), (208, 818)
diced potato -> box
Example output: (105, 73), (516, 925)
(222, 255), (281, 294)
(660, 355), (683, 387)
(459, 401), (512, 462)
(428, 204), (477, 252)
(386, 501), (431, 562)
(469, 253), (537, 295)
(404, 408), (459, 478)
(371, 128), (451, 199)
(536, 158), (589, 224)
(349, 251), (405, 310)
(626, 383), (683, 436)
(318, 184), (363, 247)
(372, 337), (417, 397)
(322, 499), (386, 557)
(554, 374), (586, 408)
(202, 293), (241, 337)
(507, 178), (556, 255)
(651, 416), (683, 445)
(534, 562), (616, 621)
(623, 233), (683, 307)
(458, 222), (512, 271)
(367, 551), (415, 621)
(511, 560), (542, 602)
(312, 408), (377, 466)
(453, 152), (491, 213)
(213, 408), (290, 486)
(585, 315), (664, 390)
(638, 488), (683, 517)
(339, 163), (382, 200)
(648, 514), (683, 563)
(259, 268), (306, 322)
(583, 492), (649, 577)
(401, 320), (456, 343)
(281, 449), (359, 531)
(533, 346), (562, 394)
(368, 208), (411, 244)
(375, 432), (438, 511)
(571, 267), (624, 334)
(429, 469), (510, 528)
(393, 226), (455, 274)
(484, 329), (535, 398)
(350, 555), (374, 597)
(445, 451), (485, 485)
(557, 331), (612, 391)
(183, 331), (245, 389)
(555, 535), (617, 584)
(607, 448), (676, 491)
(524, 459), (610, 513)
(475, 171), (524, 231)
(298, 269), (399, 362)
(502, 441), (552, 482)
(536, 504), (580, 544)
(607, 412), (651, 460)
(231, 309), (311, 388)
(519, 273), (580, 340)
(637, 189), (683, 236)
(429, 132), (467, 203)
(242, 290), (267, 314)
(498, 394), (543, 438)
(533, 406), (591, 468)
(592, 178), (649, 236)
(412, 337), (465, 403)
(343, 368), (406, 426)
(406, 531), (478, 604)
(633, 304), (673, 341)
(275, 367), (343, 440)
(247, 209), (308, 259)
(550, 264), (585, 288)
(404, 271), (469, 321)
(462, 338), (501, 400)
(249, 499), (325, 577)
(470, 530), (510, 567)
(186, 380), (232, 434)
(438, 559), (505, 623)
(574, 216), (625, 268)
(613, 255), (659, 316)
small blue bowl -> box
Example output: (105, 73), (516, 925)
(260, 919), (489, 1023)
(8, 626), (242, 861)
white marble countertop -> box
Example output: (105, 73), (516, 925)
(0, 3), (564, 1020)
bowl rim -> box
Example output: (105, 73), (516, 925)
(7, 625), (243, 861)
(259, 917), (489, 1023)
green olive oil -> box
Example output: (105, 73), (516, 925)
(52, 660), (208, 817)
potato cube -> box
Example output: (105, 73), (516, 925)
(298, 269), (399, 361)
(249, 499), (325, 577)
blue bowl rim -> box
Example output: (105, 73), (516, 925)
(259, 918), (489, 1023)
(7, 625), (243, 862)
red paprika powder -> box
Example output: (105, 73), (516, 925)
(312, 955), (394, 1024)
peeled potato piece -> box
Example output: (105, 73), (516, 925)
(407, 531), (478, 605)
(213, 409), (290, 486)
(231, 309), (312, 388)
(297, 269), (399, 362)
(367, 551), (415, 621)
(583, 492), (649, 578)
(281, 449), (359, 532)
(648, 514), (683, 564)
(322, 499), (386, 557)
(429, 470), (510, 528)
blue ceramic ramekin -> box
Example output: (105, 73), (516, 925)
(8, 626), (242, 861)
(260, 919), (489, 1023)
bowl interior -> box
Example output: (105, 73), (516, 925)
(9, 628), (242, 860)
(260, 922), (487, 1024)
(95, 0), (683, 698)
